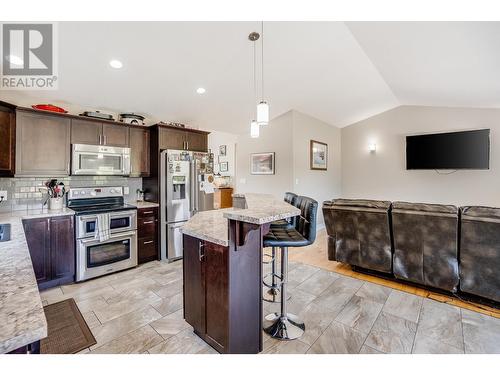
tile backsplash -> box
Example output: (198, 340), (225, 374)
(0, 176), (142, 213)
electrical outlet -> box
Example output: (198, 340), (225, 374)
(0, 190), (7, 202)
(124, 187), (130, 195)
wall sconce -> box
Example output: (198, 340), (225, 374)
(368, 143), (377, 153)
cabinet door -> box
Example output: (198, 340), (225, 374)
(185, 131), (208, 152)
(204, 241), (228, 350)
(23, 218), (51, 284)
(16, 111), (71, 176)
(71, 119), (102, 145)
(102, 123), (129, 147)
(159, 128), (186, 150)
(0, 110), (15, 176)
(130, 128), (150, 177)
(183, 235), (205, 334)
(50, 216), (75, 282)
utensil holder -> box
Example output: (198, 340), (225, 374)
(48, 197), (63, 211)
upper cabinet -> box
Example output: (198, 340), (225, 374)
(159, 126), (209, 152)
(15, 110), (71, 177)
(130, 127), (150, 177)
(0, 102), (16, 177)
(71, 120), (129, 147)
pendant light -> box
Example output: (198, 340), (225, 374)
(257, 21), (269, 126)
(249, 31), (260, 138)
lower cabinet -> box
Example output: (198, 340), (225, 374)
(183, 235), (228, 353)
(137, 207), (159, 264)
(23, 216), (75, 290)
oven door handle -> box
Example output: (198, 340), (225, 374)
(79, 230), (137, 245)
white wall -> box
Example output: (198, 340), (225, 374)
(235, 111), (294, 198)
(235, 110), (342, 227)
(292, 111), (342, 227)
(208, 131), (237, 177)
(341, 105), (500, 207)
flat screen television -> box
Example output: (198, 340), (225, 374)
(406, 129), (490, 170)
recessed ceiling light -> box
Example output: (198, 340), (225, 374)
(109, 59), (123, 69)
(196, 87), (206, 94)
(7, 55), (23, 66)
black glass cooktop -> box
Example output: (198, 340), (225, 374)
(69, 203), (137, 216)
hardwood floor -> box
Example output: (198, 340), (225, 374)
(38, 229), (500, 354)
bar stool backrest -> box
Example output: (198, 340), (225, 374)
(294, 196), (318, 245)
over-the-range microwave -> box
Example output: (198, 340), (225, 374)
(72, 144), (131, 176)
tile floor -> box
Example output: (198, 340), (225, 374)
(40, 257), (500, 354)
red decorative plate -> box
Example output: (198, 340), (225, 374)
(32, 104), (68, 113)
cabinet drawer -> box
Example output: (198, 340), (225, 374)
(138, 237), (157, 264)
(138, 216), (157, 238)
(137, 207), (158, 218)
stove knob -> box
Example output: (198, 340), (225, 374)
(73, 191), (79, 196)
(81, 191), (86, 195)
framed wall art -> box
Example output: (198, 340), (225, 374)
(310, 140), (328, 170)
(250, 152), (275, 175)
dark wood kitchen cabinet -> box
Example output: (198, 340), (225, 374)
(71, 119), (129, 147)
(130, 127), (150, 177)
(183, 235), (229, 353)
(137, 207), (158, 264)
(15, 110), (71, 177)
(23, 215), (75, 290)
(0, 102), (16, 177)
(158, 126), (209, 152)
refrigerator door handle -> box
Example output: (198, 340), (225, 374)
(190, 159), (196, 214)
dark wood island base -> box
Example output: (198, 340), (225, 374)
(183, 220), (271, 354)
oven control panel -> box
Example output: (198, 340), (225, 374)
(69, 186), (124, 199)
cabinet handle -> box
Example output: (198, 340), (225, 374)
(142, 211), (154, 214)
(186, 141), (189, 150)
(98, 134), (102, 144)
(143, 220), (154, 224)
(198, 242), (205, 262)
(103, 135), (107, 145)
(143, 240), (154, 245)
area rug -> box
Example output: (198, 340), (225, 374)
(41, 298), (96, 354)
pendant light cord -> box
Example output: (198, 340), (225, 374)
(253, 39), (257, 114)
(261, 21), (264, 101)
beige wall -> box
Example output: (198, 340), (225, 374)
(235, 111), (294, 199)
(292, 111), (342, 227)
(341, 105), (500, 207)
(236, 110), (342, 227)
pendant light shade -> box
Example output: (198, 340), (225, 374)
(250, 120), (259, 138)
(257, 101), (269, 125)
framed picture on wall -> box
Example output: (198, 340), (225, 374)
(219, 162), (229, 172)
(310, 140), (328, 170)
(251, 152), (275, 175)
(219, 145), (227, 156)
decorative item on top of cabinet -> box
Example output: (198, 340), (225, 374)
(15, 109), (71, 177)
(0, 101), (16, 177)
(23, 215), (75, 290)
(129, 127), (150, 177)
(137, 207), (159, 264)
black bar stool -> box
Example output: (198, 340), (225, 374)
(263, 195), (318, 340)
(263, 192), (298, 303)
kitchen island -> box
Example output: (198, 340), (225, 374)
(180, 193), (300, 354)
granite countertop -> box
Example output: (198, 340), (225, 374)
(180, 193), (300, 247)
(134, 201), (160, 209)
(0, 207), (75, 353)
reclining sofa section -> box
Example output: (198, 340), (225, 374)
(460, 206), (500, 302)
(392, 202), (459, 293)
(323, 199), (392, 274)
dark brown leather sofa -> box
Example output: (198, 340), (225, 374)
(459, 206), (500, 302)
(391, 202), (459, 292)
(323, 199), (392, 274)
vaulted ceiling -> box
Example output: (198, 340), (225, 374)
(1, 21), (499, 133)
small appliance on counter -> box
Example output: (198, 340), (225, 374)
(119, 113), (146, 125)
(79, 110), (115, 121)
(67, 186), (138, 281)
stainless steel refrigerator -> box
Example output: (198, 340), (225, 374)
(160, 149), (214, 261)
